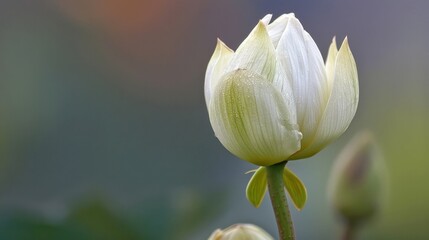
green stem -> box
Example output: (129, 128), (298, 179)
(266, 162), (295, 240)
(341, 221), (357, 240)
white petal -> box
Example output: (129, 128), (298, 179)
(325, 37), (339, 91)
(260, 14), (273, 25)
(272, 59), (298, 126)
(208, 69), (302, 166)
(204, 39), (234, 107)
(227, 21), (277, 82)
(294, 37), (359, 158)
(276, 16), (328, 149)
(266, 13), (294, 47)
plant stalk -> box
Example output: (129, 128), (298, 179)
(341, 221), (357, 240)
(266, 162), (295, 240)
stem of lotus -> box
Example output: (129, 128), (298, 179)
(341, 221), (357, 240)
(266, 162), (295, 240)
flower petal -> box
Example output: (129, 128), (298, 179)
(276, 16), (328, 150)
(266, 13), (294, 47)
(295, 37), (359, 158)
(227, 21), (277, 82)
(208, 69), (302, 166)
(204, 39), (234, 107)
(325, 37), (339, 91)
(272, 59), (298, 128)
(260, 14), (273, 25)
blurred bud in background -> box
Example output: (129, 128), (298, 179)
(208, 224), (273, 240)
(328, 131), (388, 236)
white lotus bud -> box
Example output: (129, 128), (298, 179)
(205, 13), (359, 166)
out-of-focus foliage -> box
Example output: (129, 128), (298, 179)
(0, 192), (226, 240)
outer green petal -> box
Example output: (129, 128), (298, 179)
(295, 37), (359, 158)
(276, 16), (328, 152)
(227, 21), (277, 82)
(246, 167), (267, 208)
(208, 69), (302, 166)
(205, 39), (234, 107)
(283, 167), (307, 210)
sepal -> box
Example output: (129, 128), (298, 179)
(246, 167), (267, 208)
(283, 167), (307, 210)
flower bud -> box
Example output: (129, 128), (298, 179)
(208, 224), (273, 240)
(205, 13), (359, 166)
(328, 131), (387, 224)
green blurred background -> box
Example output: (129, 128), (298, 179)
(0, 0), (428, 239)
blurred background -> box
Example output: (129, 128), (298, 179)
(0, 0), (428, 239)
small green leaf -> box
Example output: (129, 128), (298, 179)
(246, 167), (267, 208)
(283, 167), (307, 211)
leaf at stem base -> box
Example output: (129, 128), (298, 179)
(246, 167), (267, 208)
(283, 167), (307, 211)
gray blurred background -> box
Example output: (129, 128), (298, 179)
(0, 0), (428, 239)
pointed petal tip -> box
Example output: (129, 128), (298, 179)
(288, 14), (300, 23)
(329, 36), (338, 52)
(285, 14), (304, 31)
(276, 12), (295, 19)
(215, 38), (223, 50)
(216, 38), (234, 53)
(256, 20), (269, 30)
(338, 36), (353, 56)
(226, 20), (275, 82)
(341, 36), (350, 48)
(261, 14), (273, 25)
(252, 20), (270, 37)
(215, 38), (221, 50)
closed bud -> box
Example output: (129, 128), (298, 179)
(205, 14), (359, 166)
(328, 131), (388, 224)
(208, 224), (273, 240)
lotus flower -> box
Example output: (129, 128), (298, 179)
(205, 13), (359, 166)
